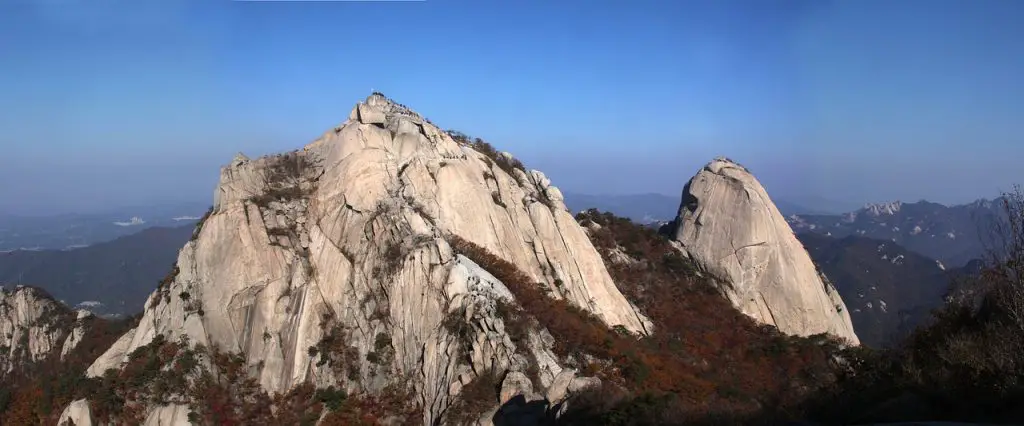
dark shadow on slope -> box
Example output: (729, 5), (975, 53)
(492, 395), (550, 426)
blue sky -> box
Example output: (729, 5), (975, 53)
(1, 0), (1022, 215)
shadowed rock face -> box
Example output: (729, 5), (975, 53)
(80, 93), (650, 425)
(670, 157), (859, 344)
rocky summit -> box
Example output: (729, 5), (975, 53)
(63, 93), (651, 425)
(668, 157), (860, 344)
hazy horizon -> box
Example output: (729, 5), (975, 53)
(2, 0), (1022, 216)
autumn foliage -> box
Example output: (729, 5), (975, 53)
(448, 210), (849, 425)
(800, 187), (1024, 424)
(0, 312), (138, 425)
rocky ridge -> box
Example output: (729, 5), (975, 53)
(67, 93), (651, 425)
(0, 285), (89, 376)
(786, 198), (1002, 268)
(668, 157), (860, 344)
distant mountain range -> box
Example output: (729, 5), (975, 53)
(0, 225), (195, 316)
(798, 233), (973, 348)
(0, 202), (206, 252)
(788, 199), (1003, 268)
(566, 193), (999, 347)
(1, 195), (1000, 341)
(561, 192), (827, 224)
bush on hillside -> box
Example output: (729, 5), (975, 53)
(445, 130), (526, 177)
(443, 369), (504, 425)
(249, 152), (320, 207)
(0, 314), (139, 425)
(447, 216), (846, 424)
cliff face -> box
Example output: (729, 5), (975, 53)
(669, 158), (859, 344)
(79, 94), (650, 425)
(0, 285), (87, 376)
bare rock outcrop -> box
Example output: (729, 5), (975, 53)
(669, 157), (859, 344)
(80, 93), (650, 425)
(0, 285), (86, 376)
(58, 398), (94, 426)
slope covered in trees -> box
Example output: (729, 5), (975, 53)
(800, 187), (1024, 424)
(557, 210), (848, 425)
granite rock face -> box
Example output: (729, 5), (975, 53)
(670, 157), (859, 344)
(0, 286), (87, 377)
(80, 93), (650, 425)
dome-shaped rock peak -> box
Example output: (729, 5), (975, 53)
(668, 157), (859, 344)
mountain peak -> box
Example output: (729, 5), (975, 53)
(81, 94), (653, 425)
(862, 201), (903, 216)
(706, 156), (750, 174)
(670, 156), (859, 343)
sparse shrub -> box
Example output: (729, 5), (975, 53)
(376, 240), (405, 279)
(366, 332), (393, 366)
(491, 191), (506, 208)
(310, 322), (360, 381)
(191, 206), (214, 242)
(316, 386), (347, 411)
(151, 265), (181, 309)
(445, 130), (526, 177)
(442, 307), (476, 362)
(374, 332), (392, 352)
(248, 152), (320, 207)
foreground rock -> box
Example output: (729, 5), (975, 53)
(78, 93), (650, 425)
(668, 157), (859, 344)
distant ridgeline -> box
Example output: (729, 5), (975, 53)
(0, 94), (1019, 425)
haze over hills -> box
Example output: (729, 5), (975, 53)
(1, 0), (1023, 423)
(0, 93), (1020, 425)
(0, 225), (195, 316)
(0, 202), (206, 252)
(798, 232), (961, 348)
(1, 192), (999, 348)
(6, 94), (873, 425)
(788, 199), (1003, 268)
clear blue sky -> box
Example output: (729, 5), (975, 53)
(1, 0), (1022, 215)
